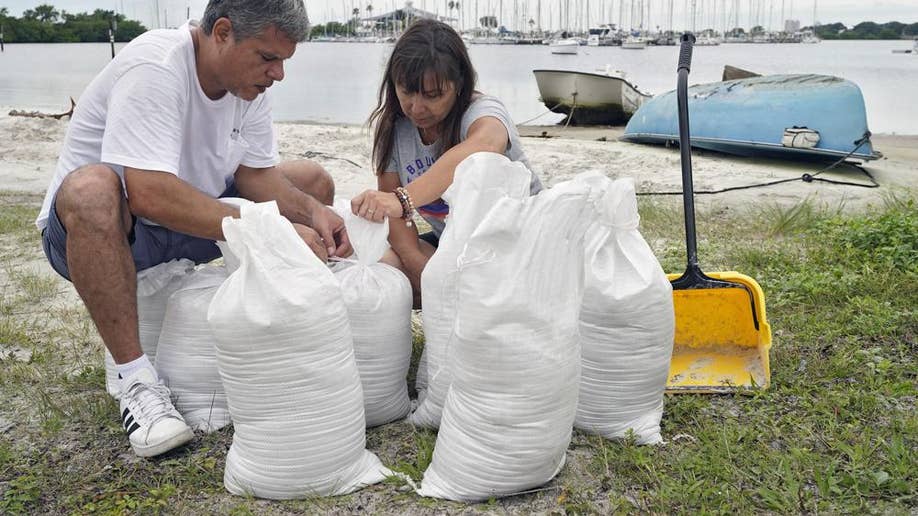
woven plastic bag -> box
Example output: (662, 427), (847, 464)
(417, 179), (592, 501)
(410, 152), (533, 428)
(331, 200), (413, 427)
(574, 173), (674, 445)
(207, 201), (389, 499)
(155, 265), (230, 432)
(103, 259), (194, 398)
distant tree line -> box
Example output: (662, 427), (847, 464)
(813, 21), (918, 40)
(0, 4), (147, 43)
(308, 22), (351, 38)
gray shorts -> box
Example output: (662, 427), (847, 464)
(41, 184), (239, 281)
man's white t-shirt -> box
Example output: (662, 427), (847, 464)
(35, 21), (278, 230)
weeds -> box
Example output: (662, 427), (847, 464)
(0, 192), (914, 514)
(388, 428), (437, 483)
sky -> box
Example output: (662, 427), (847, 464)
(1, 0), (917, 33)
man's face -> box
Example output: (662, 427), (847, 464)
(220, 24), (297, 101)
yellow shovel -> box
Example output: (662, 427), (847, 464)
(666, 34), (773, 393)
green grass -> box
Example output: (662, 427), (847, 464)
(0, 191), (914, 514)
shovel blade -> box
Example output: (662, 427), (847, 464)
(666, 271), (772, 393)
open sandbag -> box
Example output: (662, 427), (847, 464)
(155, 265), (230, 432)
(331, 200), (413, 427)
(410, 152), (533, 428)
(214, 197), (253, 274)
(417, 179), (592, 501)
(574, 173), (674, 445)
(104, 259), (194, 399)
(207, 201), (389, 499)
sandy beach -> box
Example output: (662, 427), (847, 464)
(2, 109), (916, 213)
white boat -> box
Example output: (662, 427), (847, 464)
(533, 67), (651, 125)
(801, 30), (821, 44)
(587, 25), (618, 46)
(550, 38), (580, 54)
(621, 36), (646, 49)
(695, 34), (721, 46)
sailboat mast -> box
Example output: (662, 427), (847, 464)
(670, 0), (674, 32)
(691, 0), (696, 32)
(586, 0), (590, 30)
(537, 0), (541, 31)
(619, 0), (624, 30)
(813, 0), (816, 30)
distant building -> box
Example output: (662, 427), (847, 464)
(784, 19), (801, 33)
(362, 1), (457, 28)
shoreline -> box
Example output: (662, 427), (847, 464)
(2, 111), (916, 214)
(272, 118), (918, 140)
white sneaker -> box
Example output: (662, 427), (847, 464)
(118, 368), (193, 457)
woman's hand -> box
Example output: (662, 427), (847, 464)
(351, 190), (403, 223)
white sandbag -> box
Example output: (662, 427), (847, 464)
(104, 259), (195, 399)
(214, 197), (253, 274)
(574, 174), (675, 445)
(417, 179), (593, 501)
(414, 346), (428, 397)
(331, 200), (413, 427)
(410, 152), (533, 428)
(207, 201), (389, 499)
(155, 265), (230, 432)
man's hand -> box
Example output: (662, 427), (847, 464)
(292, 223), (329, 262)
(351, 190), (403, 223)
(309, 205), (353, 258)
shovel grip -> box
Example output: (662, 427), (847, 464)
(678, 33), (696, 72)
(677, 32), (699, 270)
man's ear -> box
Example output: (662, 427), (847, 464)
(212, 17), (233, 45)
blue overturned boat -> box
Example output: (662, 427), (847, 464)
(622, 74), (881, 161)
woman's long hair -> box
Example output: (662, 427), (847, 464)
(368, 18), (477, 175)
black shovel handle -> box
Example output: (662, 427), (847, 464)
(676, 33), (699, 275)
(672, 33), (727, 289)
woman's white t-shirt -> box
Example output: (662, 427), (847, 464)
(36, 22), (278, 230)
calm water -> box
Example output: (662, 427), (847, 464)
(1, 40), (916, 134)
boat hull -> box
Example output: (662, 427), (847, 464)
(533, 69), (651, 125)
(622, 74), (880, 161)
(550, 41), (579, 54)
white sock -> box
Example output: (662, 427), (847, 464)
(115, 354), (158, 385)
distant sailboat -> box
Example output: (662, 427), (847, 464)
(803, 0), (822, 43)
(549, 0), (579, 54)
(550, 38), (580, 53)
(621, 35), (646, 49)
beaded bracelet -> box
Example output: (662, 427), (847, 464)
(394, 186), (416, 227)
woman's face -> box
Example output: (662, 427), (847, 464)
(395, 71), (457, 133)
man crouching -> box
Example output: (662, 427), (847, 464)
(35, 0), (350, 457)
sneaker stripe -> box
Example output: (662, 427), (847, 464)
(124, 415), (135, 430)
(121, 407), (130, 422)
(125, 421), (141, 437)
